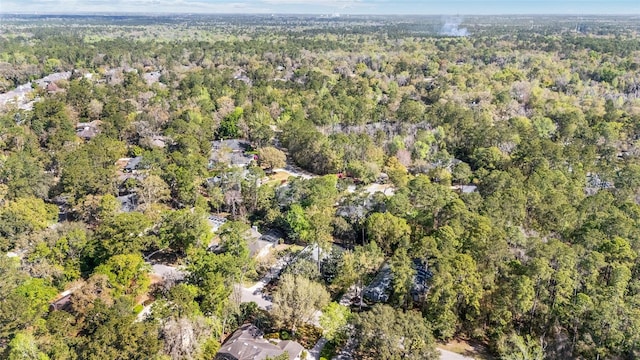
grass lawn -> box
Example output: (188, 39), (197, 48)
(263, 171), (293, 185)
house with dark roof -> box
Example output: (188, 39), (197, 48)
(124, 156), (144, 172)
(49, 288), (76, 312)
(210, 139), (255, 168)
(116, 193), (138, 212)
(363, 260), (433, 303)
(215, 324), (304, 360)
(410, 259), (432, 301)
(585, 173), (615, 196)
(363, 264), (393, 303)
(208, 215), (228, 233)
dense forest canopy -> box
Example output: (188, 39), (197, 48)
(1, 14), (640, 360)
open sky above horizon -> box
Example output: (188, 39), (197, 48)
(1, 0), (639, 15)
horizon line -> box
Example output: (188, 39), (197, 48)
(2, 12), (640, 16)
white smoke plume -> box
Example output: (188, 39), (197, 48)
(440, 16), (469, 37)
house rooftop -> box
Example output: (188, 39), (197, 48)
(212, 139), (251, 152)
(76, 120), (102, 140)
(260, 229), (284, 244)
(208, 215), (228, 233)
(364, 260), (432, 303)
(451, 184), (477, 194)
(116, 194), (138, 213)
(210, 139), (255, 168)
(363, 264), (392, 303)
(124, 156), (143, 172)
(215, 324), (304, 360)
(248, 237), (275, 259)
(149, 136), (170, 148)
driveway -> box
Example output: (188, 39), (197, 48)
(237, 256), (290, 310)
(308, 337), (327, 360)
(272, 166), (315, 180)
(151, 264), (185, 282)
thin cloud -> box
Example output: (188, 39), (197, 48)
(260, 0), (359, 5)
(1, 0), (273, 13)
(1, 0), (639, 15)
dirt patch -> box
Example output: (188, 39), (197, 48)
(439, 339), (495, 360)
(149, 273), (164, 285)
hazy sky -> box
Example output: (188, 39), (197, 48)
(1, 0), (639, 15)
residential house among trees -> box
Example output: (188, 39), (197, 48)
(210, 139), (256, 168)
(215, 324), (304, 360)
(76, 120), (101, 140)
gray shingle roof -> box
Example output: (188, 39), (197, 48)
(215, 324), (303, 360)
(124, 156), (143, 172)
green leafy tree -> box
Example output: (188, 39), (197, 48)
(23, 223), (89, 284)
(319, 302), (351, 342)
(137, 174), (170, 209)
(217, 107), (243, 139)
(390, 248), (416, 308)
(76, 194), (119, 225)
(352, 304), (438, 359)
(59, 136), (126, 202)
(365, 212), (411, 254)
(396, 98), (426, 123)
(0, 151), (51, 199)
(7, 331), (50, 360)
(151, 283), (202, 320)
(7, 278), (56, 333)
(77, 298), (161, 360)
(163, 163), (198, 206)
(452, 161), (472, 185)
(425, 253), (483, 340)
(93, 253), (151, 297)
(499, 333), (544, 360)
(0, 197), (58, 250)
(217, 221), (251, 261)
(159, 209), (212, 254)
(29, 98), (75, 150)
(258, 146), (286, 172)
(334, 241), (384, 309)
(286, 204), (311, 243)
(94, 212), (155, 260)
(185, 248), (246, 316)
(271, 273), (330, 333)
